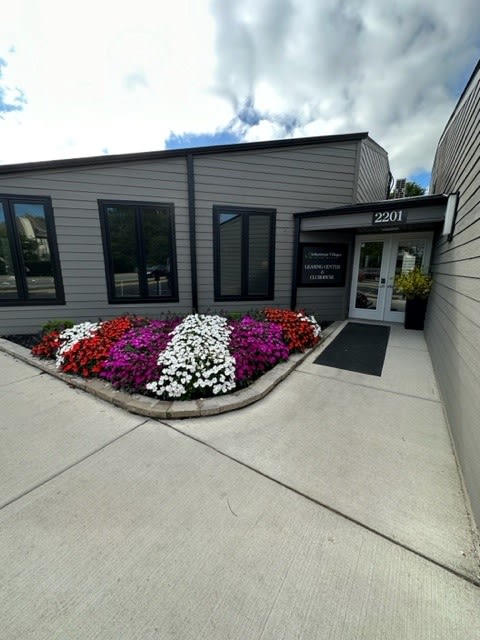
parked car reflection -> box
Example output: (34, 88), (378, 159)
(146, 264), (169, 279)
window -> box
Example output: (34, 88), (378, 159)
(0, 195), (64, 305)
(99, 200), (178, 303)
(213, 206), (275, 301)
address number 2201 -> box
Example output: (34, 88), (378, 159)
(372, 210), (407, 224)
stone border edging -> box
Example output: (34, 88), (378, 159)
(0, 322), (341, 419)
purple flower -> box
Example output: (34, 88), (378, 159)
(100, 318), (180, 393)
(229, 317), (289, 388)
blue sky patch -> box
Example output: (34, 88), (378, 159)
(165, 131), (241, 150)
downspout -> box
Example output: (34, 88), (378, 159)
(290, 215), (301, 310)
(186, 153), (198, 312)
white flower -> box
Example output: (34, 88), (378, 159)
(308, 315), (322, 338)
(55, 321), (100, 368)
(297, 311), (322, 338)
(146, 314), (236, 400)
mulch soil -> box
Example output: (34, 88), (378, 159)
(1, 334), (42, 349)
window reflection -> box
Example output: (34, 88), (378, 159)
(13, 203), (56, 299)
(355, 241), (383, 310)
(0, 204), (19, 299)
(248, 216), (270, 295)
(106, 205), (140, 298)
(390, 241), (426, 312)
(0, 198), (63, 304)
(219, 213), (242, 296)
(101, 201), (176, 301)
(214, 208), (275, 300)
(142, 207), (173, 298)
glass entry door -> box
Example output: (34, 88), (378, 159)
(351, 239), (388, 320)
(383, 237), (430, 322)
(349, 233), (433, 322)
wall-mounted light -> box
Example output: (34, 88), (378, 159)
(442, 192), (459, 241)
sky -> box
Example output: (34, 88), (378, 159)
(1, 0), (479, 190)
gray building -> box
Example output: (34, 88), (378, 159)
(0, 64), (479, 529)
(0, 132), (391, 334)
(427, 60), (480, 528)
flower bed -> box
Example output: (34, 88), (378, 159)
(31, 310), (321, 401)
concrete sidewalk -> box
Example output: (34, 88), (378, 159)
(0, 323), (479, 639)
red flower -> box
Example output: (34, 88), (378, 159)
(60, 316), (138, 378)
(31, 331), (61, 359)
(263, 308), (320, 353)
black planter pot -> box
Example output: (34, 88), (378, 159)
(404, 297), (428, 330)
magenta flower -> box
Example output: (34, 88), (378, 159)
(100, 318), (181, 393)
(229, 316), (289, 387)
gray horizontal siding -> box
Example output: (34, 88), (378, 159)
(295, 289), (348, 321)
(0, 136), (381, 332)
(433, 235), (480, 262)
(431, 254), (480, 278)
(426, 65), (480, 527)
(193, 143), (360, 313)
(197, 154), (359, 177)
(0, 157), (192, 333)
(355, 138), (390, 203)
(431, 79), (480, 194)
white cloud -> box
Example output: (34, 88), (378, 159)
(0, 0), (479, 184)
(0, 0), (228, 161)
(210, 0), (480, 180)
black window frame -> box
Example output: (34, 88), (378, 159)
(98, 199), (179, 304)
(0, 194), (65, 306)
(213, 205), (276, 302)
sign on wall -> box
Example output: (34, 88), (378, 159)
(372, 209), (408, 225)
(298, 243), (348, 286)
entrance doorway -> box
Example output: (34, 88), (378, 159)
(349, 232), (433, 322)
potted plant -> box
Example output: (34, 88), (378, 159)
(395, 268), (433, 330)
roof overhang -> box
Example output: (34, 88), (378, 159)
(0, 132), (373, 175)
(295, 194), (456, 235)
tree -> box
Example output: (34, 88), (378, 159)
(391, 179), (426, 199)
(405, 181), (426, 197)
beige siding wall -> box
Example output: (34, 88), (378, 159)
(0, 158), (191, 333)
(355, 138), (390, 203)
(427, 67), (480, 527)
(0, 135), (391, 333)
(293, 138), (389, 321)
(193, 142), (359, 315)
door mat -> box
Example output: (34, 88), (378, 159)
(314, 322), (390, 376)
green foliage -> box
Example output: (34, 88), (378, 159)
(216, 309), (265, 321)
(395, 268), (432, 299)
(390, 180), (426, 198)
(225, 311), (243, 321)
(405, 181), (426, 197)
(42, 319), (74, 334)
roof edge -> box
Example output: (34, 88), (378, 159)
(437, 58), (480, 144)
(0, 132), (370, 175)
(360, 136), (389, 157)
(294, 193), (449, 219)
